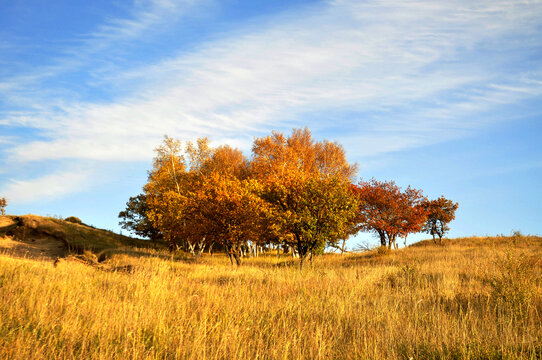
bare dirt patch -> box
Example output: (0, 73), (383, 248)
(0, 235), (66, 260)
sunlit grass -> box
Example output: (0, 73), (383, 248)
(0, 236), (540, 359)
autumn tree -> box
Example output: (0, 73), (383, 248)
(252, 128), (358, 267)
(263, 175), (358, 266)
(0, 197), (6, 216)
(351, 179), (427, 248)
(185, 173), (269, 265)
(144, 136), (188, 250)
(118, 194), (162, 243)
(201, 145), (249, 180)
(144, 135), (259, 257)
(422, 196), (458, 244)
(251, 128), (357, 181)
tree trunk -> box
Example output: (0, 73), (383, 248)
(232, 244), (242, 266)
(378, 230), (386, 247)
(226, 245), (234, 265)
(295, 234), (308, 268)
(196, 242), (206, 256)
(388, 235), (397, 249)
(188, 242), (196, 256)
(169, 238), (177, 252)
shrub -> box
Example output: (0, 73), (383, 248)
(65, 216), (83, 225)
(376, 245), (392, 256)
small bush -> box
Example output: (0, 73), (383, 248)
(65, 216), (83, 225)
(376, 245), (392, 256)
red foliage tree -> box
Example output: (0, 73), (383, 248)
(422, 196), (458, 244)
(351, 179), (427, 248)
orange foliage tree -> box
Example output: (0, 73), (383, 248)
(351, 179), (427, 248)
(143, 135), (264, 261)
(252, 128), (358, 267)
(185, 173), (269, 265)
(422, 196), (458, 244)
(144, 136), (188, 250)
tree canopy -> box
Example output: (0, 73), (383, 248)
(252, 128), (359, 266)
(118, 194), (162, 243)
(351, 179), (427, 248)
(120, 128), (458, 266)
(422, 196), (459, 244)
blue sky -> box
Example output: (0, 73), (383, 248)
(1, 0), (541, 246)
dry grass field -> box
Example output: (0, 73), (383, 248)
(0, 229), (540, 359)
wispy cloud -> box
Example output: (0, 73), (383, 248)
(1, 0), (542, 202)
(0, 0), (203, 100)
(2, 169), (93, 204)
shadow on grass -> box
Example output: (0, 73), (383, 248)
(96, 248), (197, 263)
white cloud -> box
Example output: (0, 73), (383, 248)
(2, 170), (93, 204)
(6, 1), (541, 160)
(1, 0), (542, 202)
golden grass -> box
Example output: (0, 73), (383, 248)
(0, 236), (540, 359)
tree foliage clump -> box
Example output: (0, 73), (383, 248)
(351, 179), (427, 248)
(252, 128), (358, 266)
(133, 129), (359, 266)
(422, 196), (458, 244)
(185, 173), (269, 265)
(118, 194), (162, 243)
(65, 216), (83, 225)
(142, 135), (261, 260)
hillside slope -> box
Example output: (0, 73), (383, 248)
(0, 215), (152, 259)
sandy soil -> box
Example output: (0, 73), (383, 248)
(0, 236), (67, 260)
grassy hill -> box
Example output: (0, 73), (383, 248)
(0, 215), (154, 258)
(0, 219), (540, 359)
